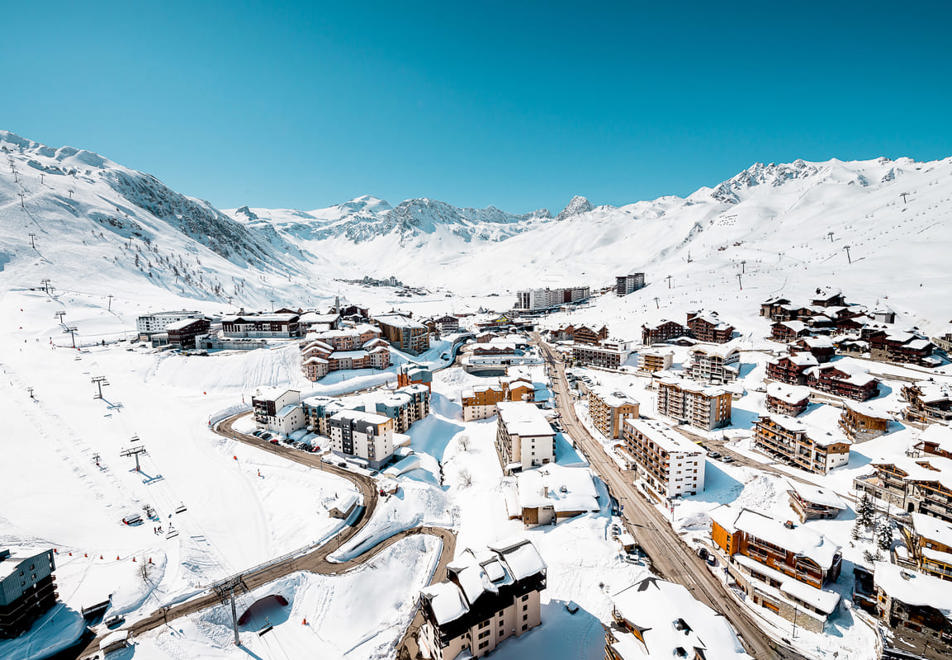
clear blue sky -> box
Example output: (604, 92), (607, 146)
(4, 1), (951, 213)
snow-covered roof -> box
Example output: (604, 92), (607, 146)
(777, 320), (807, 333)
(497, 401), (554, 438)
(299, 312), (339, 324)
(917, 424), (952, 452)
(516, 465), (599, 513)
(330, 409), (390, 425)
(612, 577), (751, 659)
(766, 382), (810, 403)
(870, 455), (952, 491)
(714, 507), (841, 569)
(625, 418), (703, 456)
(691, 341), (740, 359)
(164, 317), (206, 331)
(374, 313), (426, 330)
(252, 386), (298, 402)
(328, 491), (359, 514)
(733, 554), (840, 614)
(659, 377), (727, 398)
(843, 400), (889, 420)
(873, 562), (952, 616)
(590, 385), (638, 408)
(786, 480), (847, 510)
(912, 512), (952, 547)
(421, 581), (469, 625)
(488, 536), (547, 580)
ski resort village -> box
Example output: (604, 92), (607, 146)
(3, 131), (952, 660)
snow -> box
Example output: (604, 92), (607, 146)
(496, 401), (554, 437)
(872, 561), (952, 615)
(911, 512), (952, 548)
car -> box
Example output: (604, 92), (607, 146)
(269, 439), (279, 445)
(721, 456), (735, 463)
(338, 462), (348, 468)
(708, 451), (721, 459)
(104, 615), (125, 629)
(121, 513), (143, 526)
(697, 547), (709, 560)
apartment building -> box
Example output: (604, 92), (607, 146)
(839, 402), (889, 441)
(765, 383), (810, 417)
(771, 320), (810, 343)
(298, 311), (340, 332)
(374, 385), (430, 432)
(853, 455), (952, 524)
(251, 387), (305, 435)
(811, 287), (847, 307)
(641, 320), (687, 346)
(622, 418), (705, 499)
(301, 395), (346, 436)
(615, 273), (645, 296)
(164, 317), (210, 349)
(0, 548), (57, 638)
(902, 380), (952, 424)
(765, 353), (819, 386)
(136, 310), (203, 336)
(870, 562), (952, 658)
(656, 379), (732, 430)
(571, 340), (633, 370)
(461, 377), (534, 422)
(495, 401), (556, 471)
(753, 414), (850, 474)
(638, 348), (672, 373)
(605, 576), (751, 660)
(686, 343), (740, 384)
(903, 514), (952, 582)
(300, 324), (390, 381)
(711, 507), (841, 632)
(222, 312), (302, 338)
(787, 481), (846, 523)
(327, 409), (395, 468)
(587, 387), (639, 439)
(571, 325), (609, 345)
(513, 465), (599, 527)
(374, 314), (430, 354)
(686, 310), (734, 343)
(792, 336), (836, 363)
(868, 330), (936, 366)
(429, 314), (460, 334)
(397, 363), (433, 391)
(805, 364), (880, 401)
(514, 286), (590, 311)
(418, 538), (546, 660)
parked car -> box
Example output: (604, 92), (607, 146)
(721, 455), (735, 463)
(269, 439), (279, 445)
(707, 451), (721, 459)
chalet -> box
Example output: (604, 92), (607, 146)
(902, 380), (952, 423)
(753, 414), (850, 474)
(605, 577), (751, 660)
(913, 425), (952, 460)
(811, 287), (847, 308)
(641, 320), (687, 346)
(222, 312), (302, 338)
(710, 506), (841, 632)
(871, 562), (952, 656)
(791, 336), (836, 363)
(771, 320), (809, 342)
(765, 353), (818, 386)
(787, 481), (846, 523)
(418, 538), (545, 660)
(572, 325), (609, 345)
(510, 465), (599, 527)
(838, 402), (889, 442)
(765, 382), (810, 417)
(686, 310), (734, 343)
(903, 513), (952, 582)
(853, 455), (952, 523)
(165, 317), (210, 349)
(805, 364), (879, 401)
(868, 330), (936, 367)
(299, 311), (340, 332)
(760, 296), (791, 320)
(430, 315), (460, 334)
(871, 304), (896, 324)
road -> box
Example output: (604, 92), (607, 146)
(78, 412), (456, 659)
(533, 333), (804, 660)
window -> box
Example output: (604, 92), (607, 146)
(478, 630), (490, 640)
(479, 620), (490, 629)
(522, 624), (528, 631)
(523, 614), (528, 622)
(521, 594), (529, 602)
(478, 641), (490, 650)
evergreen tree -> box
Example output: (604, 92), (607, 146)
(858, 494), (876, 529)
(851, 520), (862, 541)
(877, 517), (893, 551)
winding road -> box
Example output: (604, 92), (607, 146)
(77, 411), (456, 659)
(532, 332), (805, 660)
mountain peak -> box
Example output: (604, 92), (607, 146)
(556, 195), (593, 221)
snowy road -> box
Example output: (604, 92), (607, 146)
(533, 333), (806, 660)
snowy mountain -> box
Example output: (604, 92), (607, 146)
(3, 129), (952, 330)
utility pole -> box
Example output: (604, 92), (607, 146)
(212, 577), (244, 646)
(654, 297), (660, 310)
(54, 311), (66, 326)
(39, 172), (45, 185)
(120, 439), (148, 472)
(91, 376), (109, 399)
(665, 275), (673, 290)
(844, 245), (852, 264)
(68, 189), (73, 199)
(736, 273), (743, 291)
(900, 192), (909, 204)
(27, 387), (34, 399)
(827, 231), (834, 242)
(740, 260), (746, 274)
(18, 192), (25, 208)
(107, 294), (114, 312)
(40, 279), (51, 294)
(66, 326), (78, 348)
(29, 233), (36, 249)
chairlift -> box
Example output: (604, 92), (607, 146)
(175, 503), (187, 514)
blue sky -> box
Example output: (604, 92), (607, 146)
(3, 2), (951, 213)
